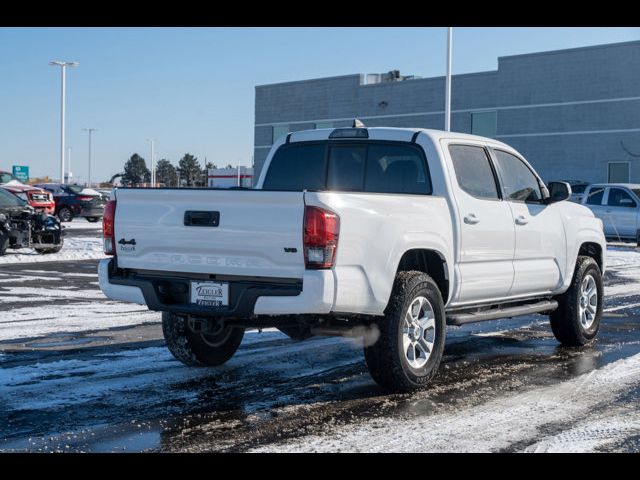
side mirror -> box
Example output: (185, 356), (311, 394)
(546, 181), (572, 204)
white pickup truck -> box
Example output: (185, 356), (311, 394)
(99, 125), (606, 392)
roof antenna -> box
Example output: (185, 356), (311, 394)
(353, 118), (366, 128)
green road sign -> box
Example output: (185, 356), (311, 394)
(12, 165), (29, 182)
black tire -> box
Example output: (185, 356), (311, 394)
(161, 312), (244, 366)
(86, 217), (100, 223)
(277, 324), (313, 341)
(0, 232), (8, 256)
(34, 238), (64, 255)
(364, 270), (446, 392)
(550, 256), (603, 346)
(58, 207), (73, 222)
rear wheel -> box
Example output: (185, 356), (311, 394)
(550, 256), (603, 346)
(364, 271), (446, 392)
(86, 217), (100, 223)
(162, 312), (244, 366)
(58, 207), (73, 222)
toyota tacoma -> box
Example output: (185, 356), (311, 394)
(99, 125), (606, 391)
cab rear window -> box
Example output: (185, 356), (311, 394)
(262, 141), (431, 195)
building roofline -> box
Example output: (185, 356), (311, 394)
(255, 40), (640, 90)
(498, 40), (640, 62)
(255, 73), (361, 89)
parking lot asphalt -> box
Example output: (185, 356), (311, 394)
(0, 223), (639, 452)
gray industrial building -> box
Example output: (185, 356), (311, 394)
(253, 40), (640, 185)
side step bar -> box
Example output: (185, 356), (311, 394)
(446, 299), (558, 326)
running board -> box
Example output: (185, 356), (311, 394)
(446, 299), (558, 326)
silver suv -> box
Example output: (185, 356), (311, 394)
(582, 183), (640, 245)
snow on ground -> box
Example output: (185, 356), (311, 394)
(0, 236), (106, 265)
(252, 352), (640, 452)
(0, 302), (159, 342)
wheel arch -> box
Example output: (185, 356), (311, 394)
(395, 248), (449, 305)
(578, 242), (603, 272)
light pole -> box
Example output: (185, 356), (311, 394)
(83, 128), (97, 187)
(66, 146), (72, 183)
(444, 28), (452, 132)
(49, 61), (79, 183)
(147, 139), (155, 187)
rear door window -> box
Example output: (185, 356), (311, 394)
(585, 188), (605, 205)
(449, 145), (499, 200)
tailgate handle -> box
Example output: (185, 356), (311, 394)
(184, 210), (220, 227)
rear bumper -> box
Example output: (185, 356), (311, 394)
(98, 258), (335, 316)
(98, 258), (146, 305)
(80, 206), (104, 217)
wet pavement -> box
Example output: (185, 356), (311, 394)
(1, 229), (639, 452)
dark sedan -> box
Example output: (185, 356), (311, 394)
(34, 183), (106, 222)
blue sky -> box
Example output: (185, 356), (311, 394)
(0, 27), (638, 183)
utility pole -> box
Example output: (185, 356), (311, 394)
(445, 27), (453, 132)
(49, 61), (79, 183)
(82, 128), (97, 187)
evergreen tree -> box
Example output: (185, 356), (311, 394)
(178, 153), (202, 187)
(121, 154), (150, 186)
(155, 159), (178, 187)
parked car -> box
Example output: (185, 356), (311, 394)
(548, 179), (589, 203)
(34, 183), (106, 222)
(0, 188), (63, 255)
(581, 183), (640, 245)
(0, 184), (55, 215)
(99, 125), (606, 392)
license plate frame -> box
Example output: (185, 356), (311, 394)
(190, 281), (229, 307)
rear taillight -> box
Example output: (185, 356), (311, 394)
(103, 200), (116, 255)
(77, 195), (95, 202)
(303, 205), (339, 269)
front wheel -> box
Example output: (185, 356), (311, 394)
(550, 256), (603, 346)
(162, 312), (244, 366)
(86, 217), (100, 223)
(364, 271), (446, 392)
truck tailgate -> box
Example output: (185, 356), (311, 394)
(113, 189), (305, 279)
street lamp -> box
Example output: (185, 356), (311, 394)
(49, 61), (79, 184)
(147, 139), (155, 187)
(82, 128), (97, 187)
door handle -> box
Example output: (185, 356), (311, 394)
(464, 213), (480, 225)
(515, 215), (529, 225)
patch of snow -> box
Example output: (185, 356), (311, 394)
(0, 237), (106, 265)
(0, 302), (159, 341)
(252, 352), (640, 452)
